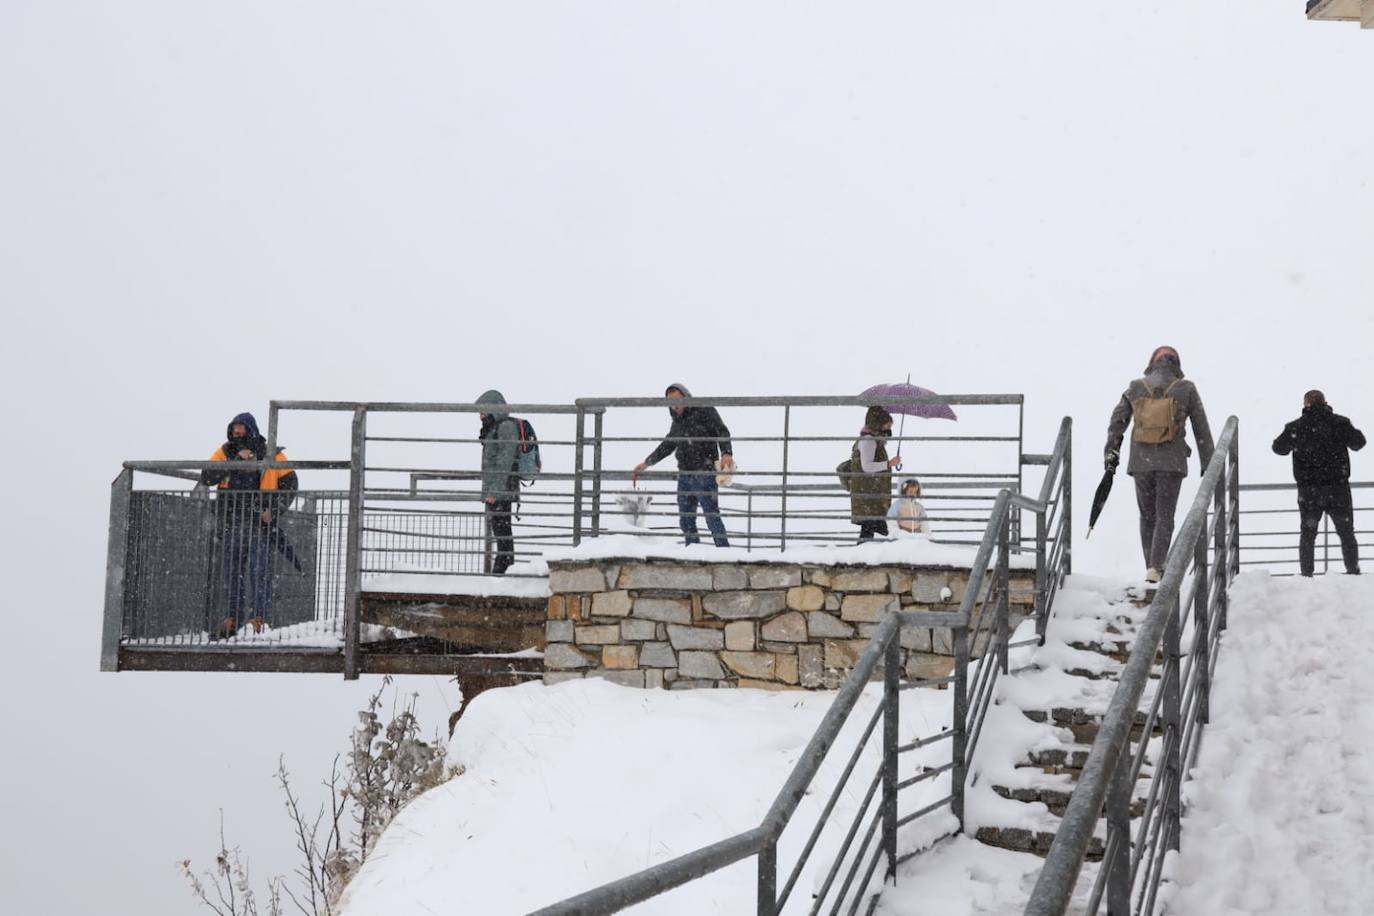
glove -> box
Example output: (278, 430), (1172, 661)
(1105, 450), (1120, 473)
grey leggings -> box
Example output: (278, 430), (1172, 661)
(1135, 472), (1183, 571)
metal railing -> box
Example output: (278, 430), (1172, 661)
(103, 394), (1049, 678)
(573, 394), (1029, 551)
(526, 417), (1073, 915)
(1236, 480), (1374, 576)
(1025, 416), (1240, 916)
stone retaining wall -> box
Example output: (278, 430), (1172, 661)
(543, 558), (1034, 690)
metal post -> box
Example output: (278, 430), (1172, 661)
(343, 408), (366, 681)
(780, 406), (791, 553)
(997, 519), (1010, 674)
(1214, 465), (1229, 633)
(1193, 518), (1210, 725)
(572, 407), (586, 546)
(483, 512), (494, 575)
(1163, 593), (1183, 853)
(951, 626), (970, 828)
(757, 842), (777, 916)
(1105, 749), (1132, 916)
(747, 490), (754, 554)
(882, 631), (900, 880)
(266, 401), (279, 464)
(1324, 515), (1331, 574)
(1062, 427), (1073, 576)
(591, 410), (604, 539)
(1228, 433), (1241, 579)
(1035, 511), (1048, 645)
(101, 468), (134, 672)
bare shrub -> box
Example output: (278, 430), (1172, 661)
(182, 677), (453, 916)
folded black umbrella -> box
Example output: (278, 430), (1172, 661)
(1087, 469), (1115, 539)
(266, 525), (304, 573)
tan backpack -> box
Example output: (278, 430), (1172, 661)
(1131, 378), (1184, 444)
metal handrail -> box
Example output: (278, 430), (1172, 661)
(1024, 415), (1239, 916)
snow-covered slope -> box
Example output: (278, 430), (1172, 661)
(336, 575), (1143, 915)
(336, 678), (958, 915)
(1167, 572), (1374, 915)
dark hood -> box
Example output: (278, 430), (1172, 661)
(666, 382), (692, 418)
(476, 390), (510, 421)
(227, 412), (261, 441)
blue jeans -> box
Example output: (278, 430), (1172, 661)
(677, 472), (729, 547)
(222, 521), (273, 623)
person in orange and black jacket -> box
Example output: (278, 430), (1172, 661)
(199, 412), (298, 637)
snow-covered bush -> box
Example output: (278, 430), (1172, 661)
(181, 677), (452, 915)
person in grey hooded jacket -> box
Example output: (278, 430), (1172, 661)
(1104, 346), (1214, 582)
(477, 390), (520, 574)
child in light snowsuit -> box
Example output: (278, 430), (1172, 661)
(888, 478), (928, 534)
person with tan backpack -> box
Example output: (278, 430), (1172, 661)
(1104, 346), (1215, 583)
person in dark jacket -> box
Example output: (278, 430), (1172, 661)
(1104, 346), (1214, 583)
(477, 390), (521, 574)
(199, 412), (298, 637)
(1272, 390), (1365, 576)
(849, 406), (903, 541)
(634, 384), (735, 547)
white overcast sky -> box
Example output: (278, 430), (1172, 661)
(1, 2), (1370, 914)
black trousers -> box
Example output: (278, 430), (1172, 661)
(1134, 472), (1184, 571)
(1298, 484), (1360, 576)
(486, 500), (515, 574)
(858, 519), (889, 542)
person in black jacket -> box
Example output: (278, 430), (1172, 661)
(1272, 390), (1366, 576)
(634, 384), (735, 546)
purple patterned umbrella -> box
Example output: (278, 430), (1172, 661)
(859, 382), (958, 421)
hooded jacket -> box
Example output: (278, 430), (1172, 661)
(1105, 359), (1214, 477)
(477, 390), (521, 502)
(1273, 404), (1366, 487)
(201, 412), (298, 515)
(644, 384), (734, 474)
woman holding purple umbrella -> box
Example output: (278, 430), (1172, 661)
(848, 405), (903, 541)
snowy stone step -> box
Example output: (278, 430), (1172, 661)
(992, 779), (1147, 818)
(973, 822), (1106, 860)
(1019, 706), (1161, 745)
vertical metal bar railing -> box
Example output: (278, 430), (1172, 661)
(1035, 510), (1048, 644)
(997, 522), (1010, 674)
(1161, 593), (1182, 856)
(1323, 514), (1331, 573)
(881, 634), (900, 882)
(1104, 748), (1132, 914)
(780, 405), (791, 553)
(591, 410), (604, 537)
(572, 407), (586, 546)
(951, 625), (970, 828)
(343, 407), (366, 680)
(1193, 513), (1211, 726)
(1063, 434), (1073, 575)
(101, 468), (134, 671)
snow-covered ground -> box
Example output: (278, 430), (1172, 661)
(546, 532), (1036, 570)
(336, 678), (961, 915)
(335, 575), (1136, 915)
(1167, 572), (1374, 915)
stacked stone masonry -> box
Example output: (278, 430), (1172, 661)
(544, 559), (1035, 690)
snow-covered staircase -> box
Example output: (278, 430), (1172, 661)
(970, 579), (1161, 862)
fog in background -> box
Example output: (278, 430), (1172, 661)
(2, 2), (1370, 913)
